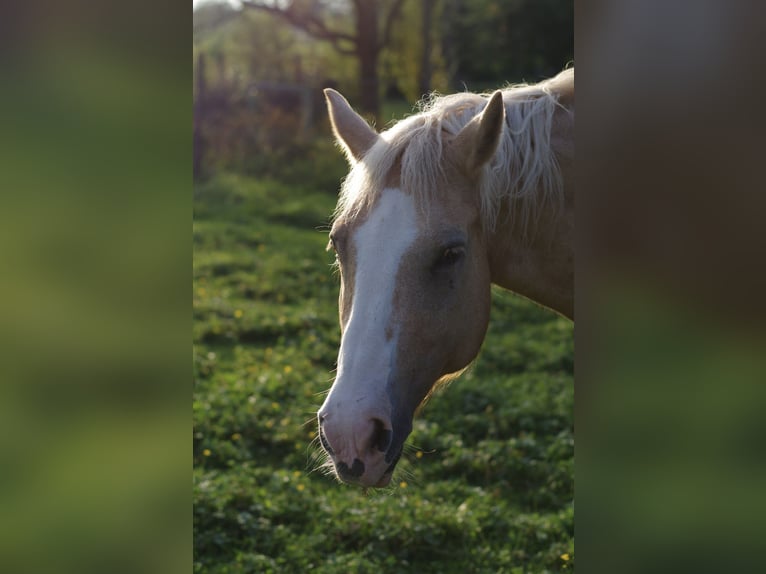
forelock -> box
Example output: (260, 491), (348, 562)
(334, 72), (569, 241)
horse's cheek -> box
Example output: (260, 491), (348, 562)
(453, 270), (491, 369)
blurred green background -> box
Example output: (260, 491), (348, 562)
(0, 3), (189, 573)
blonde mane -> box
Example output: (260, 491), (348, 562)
(335, 69), (572, 239)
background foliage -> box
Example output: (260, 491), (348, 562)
(193, 0), (573, 178)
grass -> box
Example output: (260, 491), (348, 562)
(193, 171), (574, 573)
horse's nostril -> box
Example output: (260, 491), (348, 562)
(370, 418), (393, 453)
(337, 458), (365, 479)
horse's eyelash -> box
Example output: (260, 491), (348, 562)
(329, 259), (340, 277)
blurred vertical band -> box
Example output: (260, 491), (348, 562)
(0, 1), (191, 573)
(577, 0), (766, 572)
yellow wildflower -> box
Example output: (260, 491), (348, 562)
(202, 449), (211, 457)
(561, 553), (570, 561)
(234, 309), (243, 319)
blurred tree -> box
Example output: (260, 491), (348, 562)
(441, 0), (574, 89)
(240, 0), (406, 122)
(419, 0), (436, 97)
(193, 1), (239, 42)
(192, 0), (574, 178)
(380, 0), (449, 104)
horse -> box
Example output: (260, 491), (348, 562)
(316, 69), (574, 488)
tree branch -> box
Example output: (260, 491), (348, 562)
(240, 1), (358, 54)
(379, 0), (406, 51)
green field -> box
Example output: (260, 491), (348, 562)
(193, 172), (574, 573)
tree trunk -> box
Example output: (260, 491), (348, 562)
(239, 0), (398, 123)
(419, 0), (435, 98)
(355, 0), (380, 123)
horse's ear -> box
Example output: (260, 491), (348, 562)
(324, 88), (379, 163)
(454, 90), (505, 172)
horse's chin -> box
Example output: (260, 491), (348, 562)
(335, 470), (392, 489)
(374, 473), (393, 488)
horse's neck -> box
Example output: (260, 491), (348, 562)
(488, 203), (573, 319)
(488, 100), (574, 320)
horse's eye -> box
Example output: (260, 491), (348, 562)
(436, 245), (465, 268)
(327, 236), (342, 269)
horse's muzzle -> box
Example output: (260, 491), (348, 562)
(317, 410), (400, 487)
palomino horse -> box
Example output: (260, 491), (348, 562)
(317, 69), (574, 487)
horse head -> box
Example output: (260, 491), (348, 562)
(316, 88), (506, 487)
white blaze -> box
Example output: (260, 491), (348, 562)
(322, 188), (418, 431)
